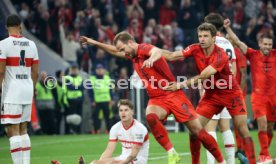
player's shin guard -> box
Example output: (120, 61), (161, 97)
(243, 137), (256, 164)
(206, 131), (217, 164)
(146, 113), (173, 151)
(21, 134), (31, 164)
(222, 130), (235, 164)
(9, 135), (22, 164)
(189, 134), (201, 164)
(197, 129), (224, 163)
(258, 131), (270, 156)
(267, 132), (273, 147)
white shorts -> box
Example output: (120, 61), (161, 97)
(0, 103), (32, 124)
(211, 107), (232, 120)
(114, 155), (147, 164)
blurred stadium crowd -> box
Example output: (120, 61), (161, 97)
(0, 0), (275, 135)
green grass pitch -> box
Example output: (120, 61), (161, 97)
(0, 131), (275, 164)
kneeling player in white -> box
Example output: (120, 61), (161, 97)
(91, 99), (149, 164)
(0, 14), (39, 164)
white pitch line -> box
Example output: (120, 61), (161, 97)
(0, 137), (101, 150)
(149, 152), (190, 160)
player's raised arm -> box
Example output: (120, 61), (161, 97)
(99, 141), (117, 159)
(224, 19), (247, 54)
(79, 36), (126, 58)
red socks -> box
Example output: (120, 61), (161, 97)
(197, 129), (224, 163)
(189, 134), (201, 164)
(258, 131), (270, 156)
(243, 137), (256, 164)
(234, 127), (243, 150)
(189, 129), (224, 164)
(267, 132), (273, 147)
(146, 113), (173, 151)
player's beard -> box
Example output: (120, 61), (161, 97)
(261, 48), (271, 55)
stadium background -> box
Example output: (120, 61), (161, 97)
(0, 0), (276, 163)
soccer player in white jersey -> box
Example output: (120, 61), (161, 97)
(0, 14), (39, 164)
(203, 13), (239, 164)
(89, 99), (149, 164)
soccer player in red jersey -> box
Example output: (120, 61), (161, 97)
(144, 23), (256, 164)
(225, 18), (275, 162)
(80, 31), (225, 164)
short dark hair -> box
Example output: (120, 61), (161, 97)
(197, 23), (217, 37)
(6, 14), (21, 27)
(258, 33), (274, 41)
(204, 13), (224, 31)
(118, 99), (134, 110)
(113, 31), (135, 46)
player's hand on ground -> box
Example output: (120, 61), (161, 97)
(142, 59), (154, 68)
(162, 82), (181, 91)
(223, 19), (231, 28)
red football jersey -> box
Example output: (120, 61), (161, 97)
(181, 44), (240, 94)
(246, 48), (276, 95)
(235, 47), (247, 84)
(130, 43), (178, 98)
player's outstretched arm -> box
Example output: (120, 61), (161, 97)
(224, 19), (248, 54)
(79, 36), (126, 58)
(163, 65), (217, 91)
(99, 141), (117, 160)
(143, 48), (184, 68)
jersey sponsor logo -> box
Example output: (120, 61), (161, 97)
(135, 134), (144, 140)
(16, 74), (28, 79)
(13, 41), (29, 46)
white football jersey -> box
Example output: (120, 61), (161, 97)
(109, 119), (149, 161)
(216, 36), (236, 65)
(0, 35), (39, 104)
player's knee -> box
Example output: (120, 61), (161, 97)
(237, 125), (250, 138)
(257, 119), (267, 131)
(146, 113), (159, 126)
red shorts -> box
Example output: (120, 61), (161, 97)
(196, 90), (247, 119)
(148, 91), (197, 123)
(251, 93), (276, 122)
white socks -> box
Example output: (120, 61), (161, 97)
(206, 131), (217, 164)
(9, 134), (31, 164)
(167, 147), (177, 154)
(222, 130), (235, 164)
(206, 130), (235, 164)
(21, 134), (31, 164)
(9, 135), (22, 164)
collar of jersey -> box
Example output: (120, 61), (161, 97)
(10, 34), (23, 38)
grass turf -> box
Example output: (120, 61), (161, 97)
(0, 131), (275, 164)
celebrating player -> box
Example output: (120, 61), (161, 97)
(144, 22), (256, 164)
(0, 14), (39, 164)
(80, 31), (225, 164)
(224, 18), (275, 162)
(203, 13), (237, 164)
